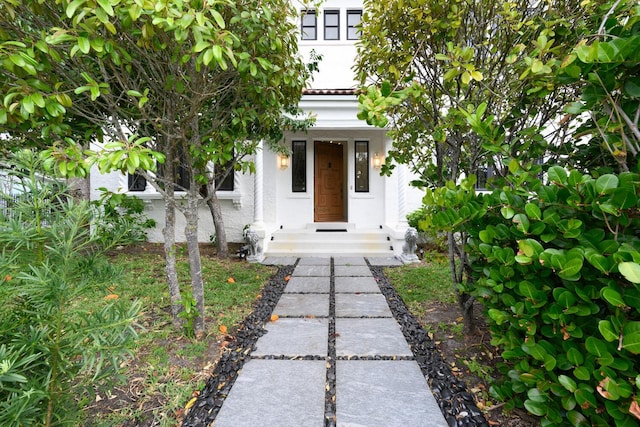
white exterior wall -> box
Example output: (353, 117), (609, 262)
(297, 0), (362, 90)
(89, 163), (255, 244)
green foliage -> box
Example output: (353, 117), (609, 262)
(419, 166), (640, 425)
(177, 292), (200, 339)
(92, 188), (156, 246)
(0, 150), (140, 426)
(355, 0), (584, 186)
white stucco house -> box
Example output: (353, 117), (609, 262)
(90, 0), (424, 258)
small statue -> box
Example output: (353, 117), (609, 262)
(244, 227), (264, 262)
(245, 228), (259, 256)
(401, 226), (420, 263)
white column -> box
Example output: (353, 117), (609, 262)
(253, 140), (265, 228)
(397, 164), (408, 227)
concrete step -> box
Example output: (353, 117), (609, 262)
(265, 229), (394, 257)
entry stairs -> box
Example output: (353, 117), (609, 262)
(265, 223), (395, 257)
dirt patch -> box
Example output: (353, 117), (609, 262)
(415, 301), (539, 427)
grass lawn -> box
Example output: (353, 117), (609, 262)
(82, 245), (276, 426)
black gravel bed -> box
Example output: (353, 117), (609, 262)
(183, 260), (488, 427)
(181, 264), (295, 427)
(369, 264), (489, 427)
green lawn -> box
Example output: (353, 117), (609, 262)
(82, 249), (276, 426)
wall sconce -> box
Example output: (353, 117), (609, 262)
(278, 154), (290, 170)
(372, 152), (382, 169)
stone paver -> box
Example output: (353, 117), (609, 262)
(293, 265), (332, 277)
(334, 257), (368, 266)
(335, 276), (380, 293)
(212, 257), (449, 427)
(336, 360), (447, 427)
(253, 318), (328, 357)
(273, 294), (329, 317)
(334, 265), (373, 277)
(298, 257), (331, 266)
(285, 276), (330, 293)
(214, 359), (326, 427)
(335, 293), (393, 317)
(335, 318), (413, 357)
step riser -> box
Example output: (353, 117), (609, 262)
(268, 242), (393, 251)
(265, 230), (395, 256)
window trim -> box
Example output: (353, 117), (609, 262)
(324, 9), (340, 40)
(354, 140), (369, 193)
(301, 10), (317, 40)
(292, 140), (307, 193)
(347, 9), (362, 40)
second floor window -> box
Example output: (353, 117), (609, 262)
(324, 10), (339, 40)
(347, 10), (362, 40)
(301, 10), (317, 40)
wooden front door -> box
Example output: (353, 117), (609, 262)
(314, 141), (345, 222)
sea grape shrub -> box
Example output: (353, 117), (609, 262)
(463, 167), (640, 426)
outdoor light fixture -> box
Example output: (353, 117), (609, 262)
(373, 152), (382, 169)
(278, 154), (290, 169)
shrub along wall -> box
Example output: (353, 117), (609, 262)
(421, 166), (640, 426)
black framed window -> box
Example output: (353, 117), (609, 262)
(301, 10), (317, 40)
(324, 10), (339, 40)
(215, 157), (235, 191)
(156, 154), (191, 192)
(355, 140), (369, 192)
(347, 9), (362, 40)
(475, 166), (494, 190)
(292, 140), (307, 192)
(128, 173), (146, 191)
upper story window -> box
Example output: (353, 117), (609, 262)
(347, 9), (362, 40)
(324, 10), (340, 40)
(301, 10), (317, 40)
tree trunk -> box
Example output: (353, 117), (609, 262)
(448, 231), (475, 334)
(67, 176), (90, 201)
(163, 195), (183, 330)
(203, 181), (229, 259)
(184, 190), (206, 338)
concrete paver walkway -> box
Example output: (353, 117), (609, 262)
(213, 257), (448, 427)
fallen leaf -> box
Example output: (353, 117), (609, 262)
(227, 277), (235, 283)
(284, 275), (291, 281)
(104, 294), (119, 300)
(185, 396), (197, 410)
(4, 275), (12, 281)
(219, 325), (228, 334)
(270, 314), (279, 322)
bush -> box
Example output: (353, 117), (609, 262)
(423, 167), (640, 426)
(0, 150), (140, 426)
(93, 188), (156, 247)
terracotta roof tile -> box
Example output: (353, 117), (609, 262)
(302, 88), (357, 95)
